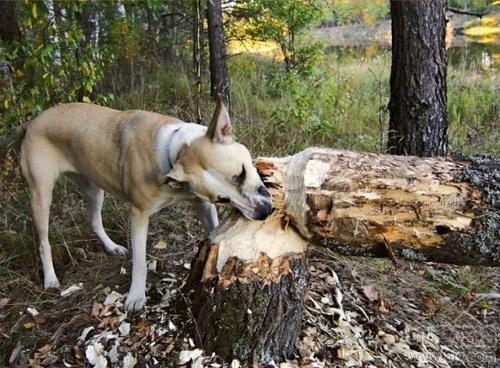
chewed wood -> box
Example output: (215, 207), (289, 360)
(256, 148), (498, 265)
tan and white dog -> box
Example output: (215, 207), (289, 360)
(18, 99), (272, 311)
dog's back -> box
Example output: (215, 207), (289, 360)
(21, 103), (180, 200)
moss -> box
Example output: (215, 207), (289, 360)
(195, 257), (308, 363)
(208, 281), (271, 360)
(401, 249), (427, 262)
(451, 154), (500, 264)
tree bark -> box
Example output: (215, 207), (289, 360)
(388, 0), (449, 156)
(256, 148), (499, 266)
(207, 0), (230, 108)
(0, 1), (21, 42)
(193, 0), (204, 123)
(187, 215), (308, 364)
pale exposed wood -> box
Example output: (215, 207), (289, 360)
(256, 148), (499, 265)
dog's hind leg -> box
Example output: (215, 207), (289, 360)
(22, 161), (60, 289)
(71, 175), (127, 256)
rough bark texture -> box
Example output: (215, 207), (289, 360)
(0, 1), (21, 42)
(256, 148), (499, 265)
(388, 0), (449, 156)
(207, 0), (230, 108)
(187, 215), (308, 364)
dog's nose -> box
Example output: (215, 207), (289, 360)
(253, 200), (272, 220)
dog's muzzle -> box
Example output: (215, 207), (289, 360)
(252, 199), (272, 220)
(251, 184), (272, 220)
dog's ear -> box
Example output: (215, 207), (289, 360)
(163, 164), (186, 189)
(206, 96), (233, 144)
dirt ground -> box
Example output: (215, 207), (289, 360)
(0, 173), (498, 367)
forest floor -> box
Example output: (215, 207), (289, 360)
(0, 173), (498, 368)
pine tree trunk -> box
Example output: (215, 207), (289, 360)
(388, 0), (448, 156)
(207, 0), (230, 108)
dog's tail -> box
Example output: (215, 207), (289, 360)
(0, 123), (28, 161)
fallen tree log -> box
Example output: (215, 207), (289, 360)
(256, 148), (499, 266)
(186, 148), (498, 364)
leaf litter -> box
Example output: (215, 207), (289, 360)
(3, 206), (497, 367)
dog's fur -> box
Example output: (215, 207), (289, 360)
(19, 100), (272, 311)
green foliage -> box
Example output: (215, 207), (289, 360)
(230, 0), (332, 72)
(0, 0), (111, 133)
(331, 0), (389, 25)
(448, 0), (494, 13)
(448, 70), (499, 154)
(426, 265), (495, 299)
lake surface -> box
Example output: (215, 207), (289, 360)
(325, 42), (499, 71)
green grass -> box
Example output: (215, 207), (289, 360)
(104, 52), (498, 157)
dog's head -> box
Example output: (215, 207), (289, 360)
(165, 98), (272, 220)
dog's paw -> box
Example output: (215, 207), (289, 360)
(125, 292), (146, 312)
(44, 276), (60, 291)
(105, 243), (128, 256)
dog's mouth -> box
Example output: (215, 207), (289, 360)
(212, 194), (272, 221)
(235, 199), (273, 221)
(215, 196), (231, 204)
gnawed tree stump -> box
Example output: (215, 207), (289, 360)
(187, 214), (309, 364)
(256, 149), (499, 265)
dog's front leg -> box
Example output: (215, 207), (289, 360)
(125, 207), (150, 312)
(195, 200), (219, 233)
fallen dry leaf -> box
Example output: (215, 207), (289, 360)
(85, 342), (107, 368)
(123, 352), (137, 368)
(0, 298), (10, 310)
(178, 348), (203, 365)
(360, 284), (379, 302)
(165, 342), (175, 354)
(103, 291), (123, 305)
(98, 316), (120, 330)
(60, 284), (83, 297)
(91, 303), (104, 318)
(378, 298), (390, 314)
(422, 295), (437, 312)
(154, 240), (168, 250)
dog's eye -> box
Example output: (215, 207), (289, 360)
(233, 165), (246, 185)
(216, 196), (230, 204)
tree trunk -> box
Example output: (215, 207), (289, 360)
(388, 0), (448, 156)
(255, 148), (499, 266)
(206, 0), (230, 108)
(0, 1), (21, 42)
(187, 214), (308, 364)
(192, 0), (203, 123)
